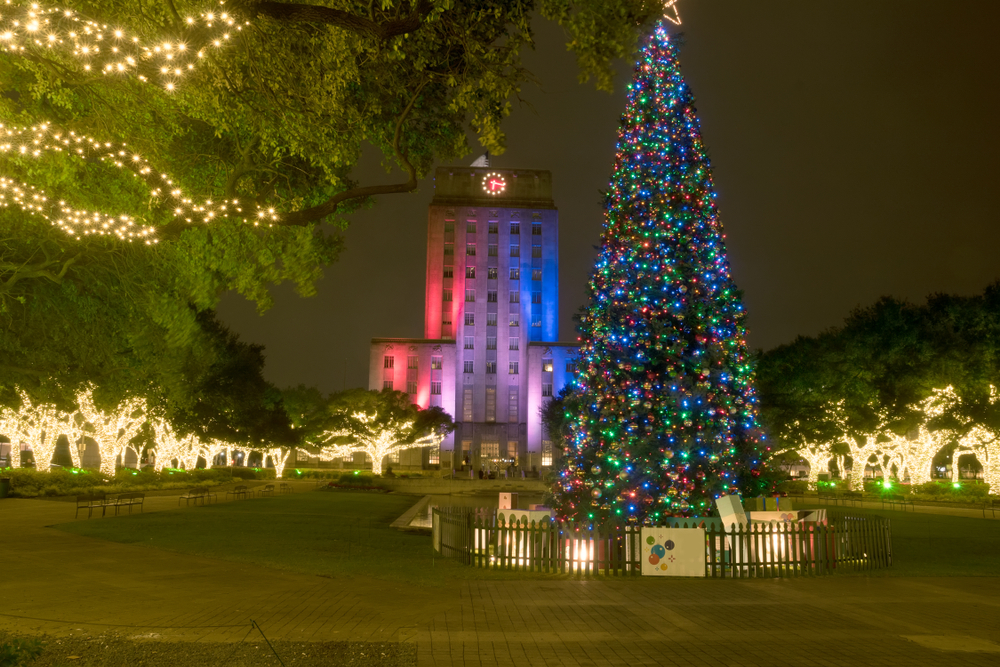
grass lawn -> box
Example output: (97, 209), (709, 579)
(860, 508), (1000, 577)
(811, 506), (1000, 577)
(53, 491), (1000, 584)
(52, 490), (537, 587)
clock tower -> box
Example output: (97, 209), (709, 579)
(369, 166), (576, 474)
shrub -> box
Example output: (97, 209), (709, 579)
(775, 480), (809, 495)
(0, 637), (42, 667)
(338, 472), (378, 486)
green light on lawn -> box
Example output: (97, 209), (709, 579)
(882, 480), (892, 489)
(953, 483), (961, 489)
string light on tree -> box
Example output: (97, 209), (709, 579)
(552, 20), (770, 526)
(1, 120), (281, 239)
(0, 0), (248, 92)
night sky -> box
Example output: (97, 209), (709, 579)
(217, 1), (1000, 395)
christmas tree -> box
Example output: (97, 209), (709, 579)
(554, 23), (768, 524)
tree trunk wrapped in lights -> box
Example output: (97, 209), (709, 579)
(552, 21), (769, 525)
(0, 392), (78, 470)
(75, 389), (147, 476)
(316, 389), (453, 477)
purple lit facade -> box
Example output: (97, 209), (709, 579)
(369, 166), (576, 472)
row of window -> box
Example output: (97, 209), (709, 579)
(463, 336), (521, 350)
(451, 267), (544, 281)
(463, 361), (519, 374)
(382, 379), (443, 395)
(443, 244), (543, 258)
(445, 222), (544, 235)
(385, 355), (569, 374)
(443, 289), (543, 304)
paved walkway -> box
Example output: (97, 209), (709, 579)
(1, 490), (999, 666)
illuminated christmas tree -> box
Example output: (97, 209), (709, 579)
(554, 22), (768, 524)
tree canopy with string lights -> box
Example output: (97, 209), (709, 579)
(1, 0), (663, 399)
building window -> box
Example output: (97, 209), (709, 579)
(531, 317), (541, 328)
(444, 222), (454, 233)
(464, 336), (475, 350)
(431, 381), (442, 395)
(507, 441), (519, 465)
(509, 361), (519, 375)
(383, 356), (394, 369)
(429, 444), (440, 465)
(510, 222), (520, 235)
(510, 314), (519, 327)
(542, 383), (553, 397)
(482, 439), (499, 458)
(566, 361), (575, 373)
(389, 448), (400, 464)
(488, 244), (498, 256)
(467, 244), (476, 256)
(443, 289), (453, 302)
(431, 356), (443, 370)
(510, 244), (519, 257)
(486, 387), (496, 423)
(442, 321), (452, 338)
(467, 222), (477, 233)
(444, 243), (454, 256)
(486, 361), (497, 374)
(509, 337), (519, 351)
(487, 313), (498, 327)
(444, 267), (454, 279)
(383, 380), (394, 390)
(487, 290), (498, 303)
(407, 381), (418, 394)
(532, 222), (542, 235)
(463, 387), (473, 421)
(408, 355), (418, 370)
(508, 388), (518, 423)
(510, 291), (520, 303)
(464, 312), (475, 326)
(542, 440), (553, 466)
(466, 266), (476, 279)
(531, 291), (541, 304)
(488, 222), (498, 234)
(487, 267), (498, 280)
(532, 244), (542, 258)
(509, 268), (520, 280)
(542, 358), (553, 372)
(464, 361), (474, 374)
(486, 337), (497, 350)
(465, 289), (475, 302)
(532, 269), (542, 281)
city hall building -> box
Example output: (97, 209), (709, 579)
(368, 165), (577, 473)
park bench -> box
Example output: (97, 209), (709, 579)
(179, 486), (216, 506)
(108, 492), (145, 515)
(817, 491), (840, 505)
(842, 491), (864, 507)
(985, 499), (998, 519)
(278, 482), (292, 495)
(226, 484), (250, 500)
(881, 494), (913, 512)
(75, 493), (107, 519)
(257, 483), (275, 497)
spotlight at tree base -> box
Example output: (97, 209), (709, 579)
(551, 21), (771, 525)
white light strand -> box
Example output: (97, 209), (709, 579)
(0, 0), (248, 93)
(0, 173), (158, 242)
(317, 411), (444, 476)
(783, 387), (1000, 494)
(0, 120), (281, 240)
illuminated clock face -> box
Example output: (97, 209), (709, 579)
(482, 172), (507, 196)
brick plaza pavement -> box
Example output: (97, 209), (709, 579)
(1, 491), (998, 666)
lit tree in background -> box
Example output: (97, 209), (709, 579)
(553, 22), (769, 524)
